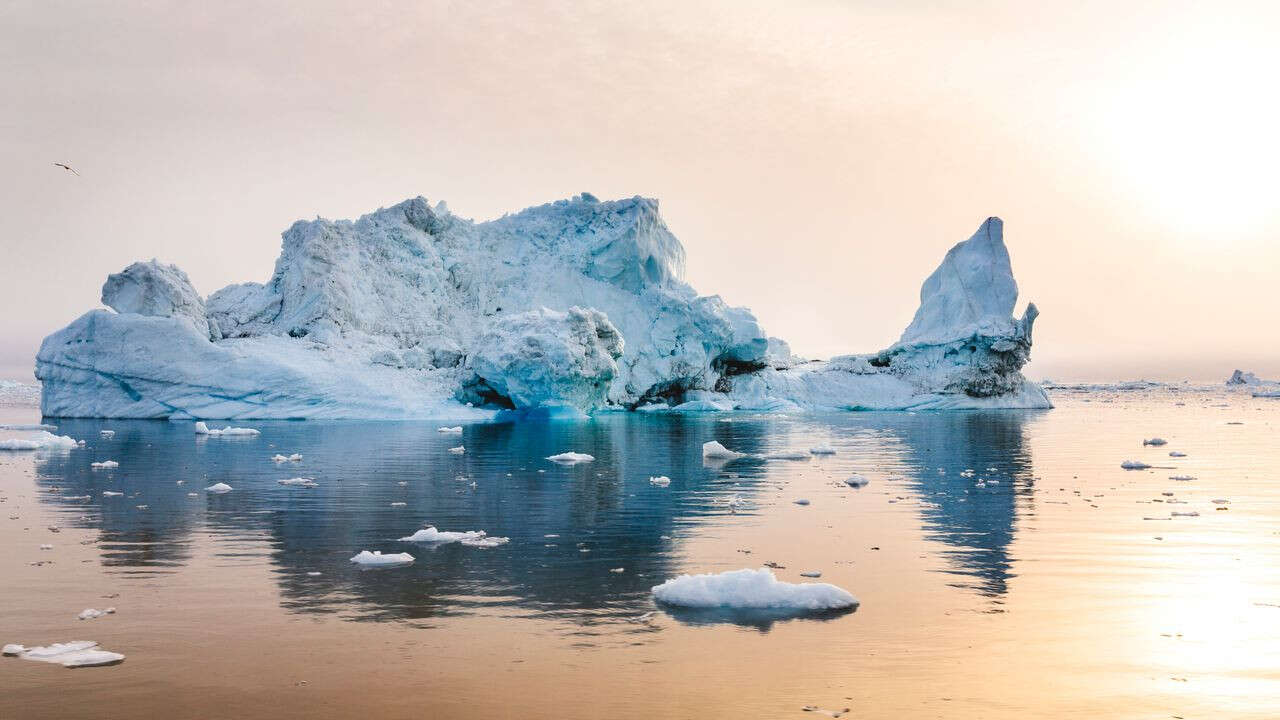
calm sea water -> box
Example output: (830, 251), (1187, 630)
(2, 387), (1278, 718)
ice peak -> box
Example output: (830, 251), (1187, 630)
(898, 216), (1020, 346)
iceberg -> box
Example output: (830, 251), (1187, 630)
(35, 194), (1048, 418)
(0, 431), (78, 451)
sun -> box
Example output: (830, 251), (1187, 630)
(1087, 21), (1280, 239)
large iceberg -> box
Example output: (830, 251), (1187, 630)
(35, 194), (1048, 418)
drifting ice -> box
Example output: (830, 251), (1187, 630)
(702, 441), (745, 461)
(546, 452), (594, 464)
(398, 526), (509, 547)
(205, 482), (233, 493)
(0, 431), (78, 451)
(3, 641), (124, 668)
(651, 568), (858, 611)
(349, 550), (415, 567)
(194, 422), (259, 436)
(34, 195), (1048, 419)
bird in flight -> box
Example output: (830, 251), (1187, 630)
(53, 162), (80, 176)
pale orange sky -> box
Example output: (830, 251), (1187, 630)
(2, 0), (1277, 382)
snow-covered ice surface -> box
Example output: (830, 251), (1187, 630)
(546, 451), (594, 464)
(651, 568), (858, 612)
(35, 196), (1047, 419)
(0, 431), (78, 451)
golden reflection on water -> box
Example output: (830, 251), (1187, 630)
(1, 388), (1279, 718)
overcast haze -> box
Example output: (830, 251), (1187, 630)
(2, 0), (1277, 383)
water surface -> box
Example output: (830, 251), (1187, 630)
(3, 388), (1279, 718)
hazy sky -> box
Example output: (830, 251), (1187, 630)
(2, 0), (1277, 382)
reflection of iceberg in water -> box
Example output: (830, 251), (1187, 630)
(30, 410), (1038, 623)
(876, 410), (1041, 598)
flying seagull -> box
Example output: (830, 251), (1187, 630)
(53, 162), (80, 176)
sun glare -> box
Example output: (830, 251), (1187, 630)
(1090, 24), (1280, 238)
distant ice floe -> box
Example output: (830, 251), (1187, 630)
(90, 460), (119, 469)
(1120, 460), (1151, 470)
(271, 453), (302, 463)
(763, 450), (810, 461)
(437, 426), (463, 434)
(447, 445), (466, 455)
(649, 476), (671, 487)
(277, 478), (318, 488)
(398, 526), (509, 548)
(77, 608), (115, 621)
(809, 446), (836, 455)
(349, 550), (415, 568)
(1169, 451), (1187, 457)
(702, 441), (745, 461)
(0, 431), (78, 451)
(546, 451), (593, 464)
(844, 475), (871, 488)
(205, 482), (233, 493)
(3, 641), (124, 668)
(651, 568), (858, 611)
(1142, 438), (1167, 446)
(99, 430), (115, 438)
(102, 491), (123, 497)
(194, 422), (259, 436)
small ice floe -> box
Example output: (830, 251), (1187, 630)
(1143, 438), (1168, 446)
(349, 550), (414, 568)
(99, 430), (115, 438)
(702, 441), (745, 461)
(1169, 451), (1187, 457)
(193, 421), (259, 437)
(437, 426), (463, 434)
(397, 526), (509, 547)
(277, 478), (318, 488)
(186, 492), (197, 497)
(64, 495), (90, 501)
(844, 474), (870, 488)
(1121, 460), (1151, 470)
(102, 491), (123, 497)
(305, 571), (322, 577)
(628, 612), (656, 624)
(793, 499), (811, 506)
(1171, 511), (1200, 517)
(0, 431), (79, 451)
(271, 453), (303, 463)
(649, 476), (671, 487)
(546, 452), (593, 464)
(447, 446), (466, 455)
(1169, 475), (1196, 481)
(90, 460), (119, 470)
(799, 571), (823, 578)
(135, 505), (149, 510)
(77, 608), (115, 621)
(802, 706), (850, 718)
(3, 641), (124, 668)
(205, 482), (233, 494)
(390, 502), (406, 507)
(651, 568), (857, 611)
(809, 446), (836, 455)
(763, 450), (810, 461)
(610, 567), (625, 573)
(39, 544), (53, 550)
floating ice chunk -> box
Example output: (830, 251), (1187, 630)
(277, 478), (318, 488)
(447, 446), (466, 455)
(763, 450), (810, 461)
(809, 446), (836, 455)
(39, 544), (53, 550)
(390, 501), (406, 507)
(6, 641), (125, 668)
(1142, 438), (1167, 446)
(649, 476), (671, 487)
(397, 526), (509, 547)
(205, 482), (233, 493)
(799, 571), (822, 578)
(77, 608), (115, 621)
(1169, 451), (1187, 457)
(194, 422), (259, 436)
(701, 441), (745, 461)
(1120, 460), (1151, 470)
(349, 550), (415, 567)
(802, 707), (850, 718)
(1171, 511), (1199, 517)
(651, 568), (858, 611)
(793, 499), (811, 506)
(102, 491), (123, 497)
(99, 430), (115, 438)
(437, 426), (463, 434)
(546, 452), (594, 464)
(844, 474), (870, 488)
(1170, 475), (1195, 481)
(610, 567), (625, 573)
(271, 453), (303, 462)
(90, 460), (119, 469)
